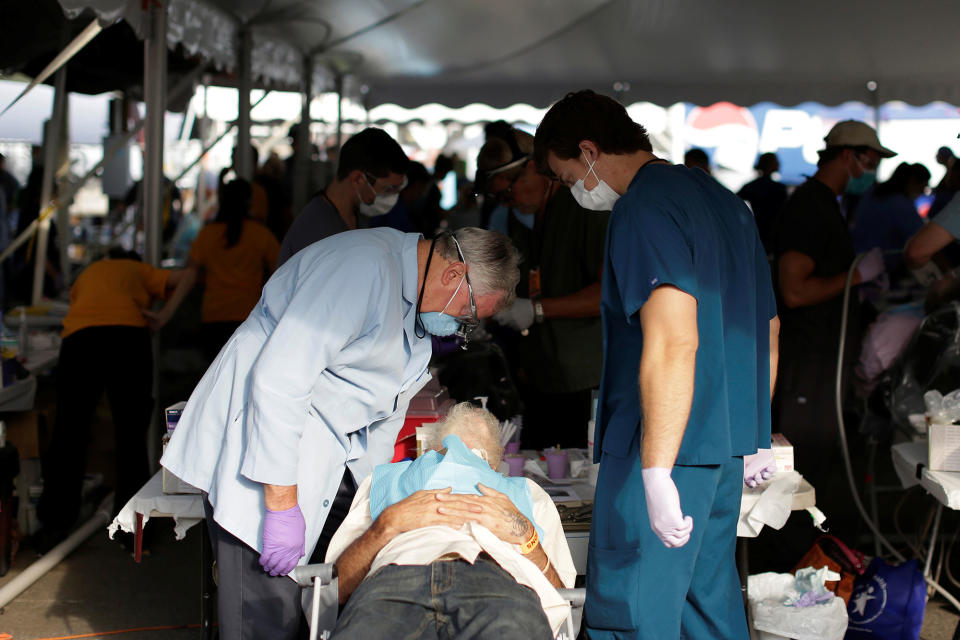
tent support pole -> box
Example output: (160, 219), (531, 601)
(292, 55), (312, 215)
(143, 0), (167, 473)
(335, 73), (343, 151)
(31, 66), (68, 305)
(143, 2), (167, 268)
(236, 27), (253, 180)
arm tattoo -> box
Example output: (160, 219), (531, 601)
(508, 511), (530, 537)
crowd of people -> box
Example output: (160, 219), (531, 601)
(15, 91), (960, 639)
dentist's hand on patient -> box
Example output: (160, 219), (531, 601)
(260, 484), (306, 576)
(641, 468), (693, 548)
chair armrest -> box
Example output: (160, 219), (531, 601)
(292, 562), (338, 587)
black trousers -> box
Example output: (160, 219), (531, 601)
(773, 354), (854, 492)
(203, 471), (357, 640)
(38, 326), (153, 531)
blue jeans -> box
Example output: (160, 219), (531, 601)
(332, 555), (553, 639)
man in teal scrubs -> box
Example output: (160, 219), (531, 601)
(534, 90), (780, 639)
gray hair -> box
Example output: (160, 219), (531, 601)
(435, 228), (520, 309)
(422, 402), (504, 468)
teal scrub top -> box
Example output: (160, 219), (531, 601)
(596, 164), (777, 465)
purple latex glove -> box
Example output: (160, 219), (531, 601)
(743, 448), (777, 488)
(855, 247), (885, 284)
(259, 504), (306, 576)
(641, 468), (694, 548)
(791, 590), (834, 607)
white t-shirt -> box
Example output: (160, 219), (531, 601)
(326, 476), (577, 635)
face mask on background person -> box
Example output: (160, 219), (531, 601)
(357, 178), (400, 217)
(571, 151), (620, 211)
(419, 275), (465, 337)
(845, 155), (877, 196)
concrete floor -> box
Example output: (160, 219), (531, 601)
(924, 600), (960, 640)
(0, 520), (204, 640)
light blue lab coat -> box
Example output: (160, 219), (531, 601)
(161, 229), (432, 564)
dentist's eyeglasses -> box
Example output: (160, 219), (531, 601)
(449, 234), (479, 344)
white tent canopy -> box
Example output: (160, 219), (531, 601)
(58, 0), (960, 108)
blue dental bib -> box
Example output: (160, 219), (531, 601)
(369, 434), (544, 540)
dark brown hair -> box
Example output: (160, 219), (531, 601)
(534, 90), (652, 176)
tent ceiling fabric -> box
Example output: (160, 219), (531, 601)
(59, 0), (304, 87)
(54, 0), (960, 108)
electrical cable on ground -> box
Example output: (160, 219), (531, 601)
(836, 251), (960, 612)
(29, 623), (204, 640)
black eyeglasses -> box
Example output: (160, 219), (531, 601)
(449, 234), (479, 342)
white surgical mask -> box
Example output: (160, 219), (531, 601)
(357, 179), (400, 217)
(571, 151), (620, 211)
(469, 447), (489, 463)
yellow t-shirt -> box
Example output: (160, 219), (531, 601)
(190, 219), (280, 323)
(61, 259), (170, 338)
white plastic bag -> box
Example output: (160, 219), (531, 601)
(748, 573), (849, 640)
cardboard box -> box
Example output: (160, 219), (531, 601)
(161, 467), (200, 495)
(161, 402), (200, 494)
(161, 435), (201, 494)
(929, 423), (960, 472)
(165, 401), (187, 435)
(771, 433), (794, 473)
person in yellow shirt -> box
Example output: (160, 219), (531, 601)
(36, 249), (195, 549)
(189, 179), (280, 361)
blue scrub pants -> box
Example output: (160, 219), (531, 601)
(585, 449), (747, 640)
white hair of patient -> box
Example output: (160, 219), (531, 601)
(421, 402), (504, 468)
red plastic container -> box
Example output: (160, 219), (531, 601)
(392, 412), (440, 462)
(392, 384), (455, 461)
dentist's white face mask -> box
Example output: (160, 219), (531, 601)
(570, 151), (620, 211)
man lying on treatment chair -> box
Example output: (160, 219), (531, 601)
(325, 402), (576, 638)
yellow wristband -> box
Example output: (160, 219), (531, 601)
(519, 529), (539, 555)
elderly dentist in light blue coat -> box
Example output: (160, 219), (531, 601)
(161, 227), (519, 639)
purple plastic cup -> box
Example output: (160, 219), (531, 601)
(504, 441), (521, 455)
(505, 455), (526, 477)
(545, 450), (567, 480)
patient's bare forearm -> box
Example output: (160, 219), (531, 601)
(335, 520), (393, 604)
(526, 545), (564, 588)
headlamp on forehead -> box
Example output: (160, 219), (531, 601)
(475, 126), (532, 197)
(475, 153), (527, 197)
